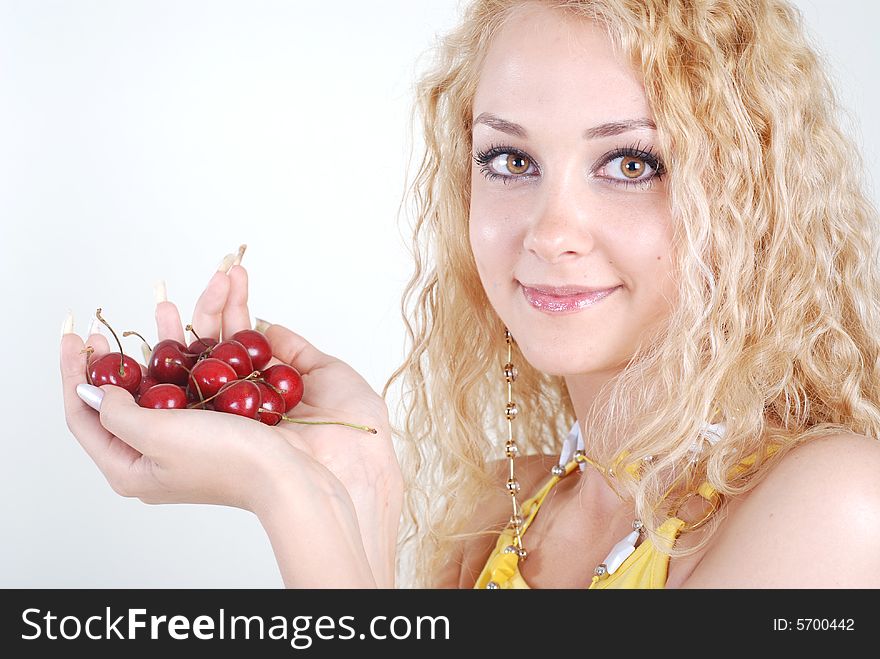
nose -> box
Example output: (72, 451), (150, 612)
(522, 173), (595, 264)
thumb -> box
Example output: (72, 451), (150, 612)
(94, 384), (163, 455)
(263, 322), (336, 375)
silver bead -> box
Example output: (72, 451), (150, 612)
(505, 402), (518, 420)
(502, 362), (518, 382)
(594, 564), (608, 577)
(506, 478), (521, 494)
(503, 545), (518, 554)
(551, 464), (565, 477)
(509, 514), (523, 527)
(643, 454), (654, 464)
(486, 581), (500, 589)
(574, 449), (587, 463)
(632, 519), (644, 532)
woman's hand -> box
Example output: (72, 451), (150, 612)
(60, 253), (403, 587)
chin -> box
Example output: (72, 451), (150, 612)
(514, 343), (598, 377)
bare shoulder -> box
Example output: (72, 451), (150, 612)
(435, 453), (559, 588)
(683, 432), (880, 588)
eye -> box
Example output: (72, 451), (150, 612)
(491, 152), (534, 176)
(473, 145), (538, 183)
(615, 155), (650, 179)
(595, 145), (665, 190)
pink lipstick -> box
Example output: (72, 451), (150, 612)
(520, 283), (620, 314)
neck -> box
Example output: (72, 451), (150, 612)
(564, 367), (626, 459)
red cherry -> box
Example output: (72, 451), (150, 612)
(214, 380), (261, 419)
(138, 383), (188, 409)
(89, 354), (142, 395)
(255, 382), (284, 426)
(187, 358), (237, 402)
(231, 329), (273, 371)
(138, 373), (159, 397)
(187, 336), (218, 357)
(210, 340), (253, 378)
(262, 364), (303, 412)
(148, 339), (196, 386)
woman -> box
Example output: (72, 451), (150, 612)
(61, 0), (880, 588)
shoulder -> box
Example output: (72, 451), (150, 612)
(682, 432), (880, 588)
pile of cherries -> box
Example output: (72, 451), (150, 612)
(86, 309), (303, 426)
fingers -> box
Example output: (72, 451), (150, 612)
(154, 281), (186, 344)
(60, 332), (142, 478)
(221, 265), (251, 338)
(189, 270), (231, 342)
(97, 385), (170, 456)
(264, 323), (336, 374)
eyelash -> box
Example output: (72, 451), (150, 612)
(472, 140), (666, 190)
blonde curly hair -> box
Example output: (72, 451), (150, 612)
(382, 0), (880, 588)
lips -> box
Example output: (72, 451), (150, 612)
(519, 282), (620, 314)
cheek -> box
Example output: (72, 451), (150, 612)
(469, 199), (520, 281)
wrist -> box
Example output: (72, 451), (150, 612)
(255, 460), (378, 588)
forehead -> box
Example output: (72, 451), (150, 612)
(473, 5), (650, 126)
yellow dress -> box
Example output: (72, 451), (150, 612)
(473, 457), (688, 589)
(474, 437), (775, 589)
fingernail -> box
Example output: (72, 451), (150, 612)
(61, 310), (74, 337)
(254, 317), (271, 334)
(140, 343), (152, 363)
(76, 383), (104, 411)
(87, 316), (104, 337)
(217, 253), (235, 273)
(233, 244), (247, 266)
(154, 279), (167, 304)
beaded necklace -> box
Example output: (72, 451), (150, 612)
(498, 329), (726, 588)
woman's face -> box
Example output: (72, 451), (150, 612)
(469, 4), (676, 378)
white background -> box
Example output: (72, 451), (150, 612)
(1, 0), (877, 587)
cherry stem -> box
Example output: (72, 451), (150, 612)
(185, 324), (214, 353)
(277, 414), (378, 435)
(185, 371), (262, 409)
(95, 308), (126, 377)
(81, 345), (95, 384)
(122, 330), (152, 352)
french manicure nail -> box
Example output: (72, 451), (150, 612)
(61, 310), (74, 337)
(217, 253), (235, 273)
(254, 317), (271, 334)
(233, 244), (247, 266)
(154, 279), (167, 304)
(87, 317), (104, 337)
(76, 383), (104, 411)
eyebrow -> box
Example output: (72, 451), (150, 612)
(473, 112), (656, 139)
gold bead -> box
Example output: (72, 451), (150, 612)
(506, 478), (521, 494)
(504, 329), (514, 343)
(505, 402), (518, 420)
(517, 548), (528, 560)
(574, 449), (587, 463)
(505, 443), (519, 458)
(502, 362), (518, 382)
(509, 514), (523, 527)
